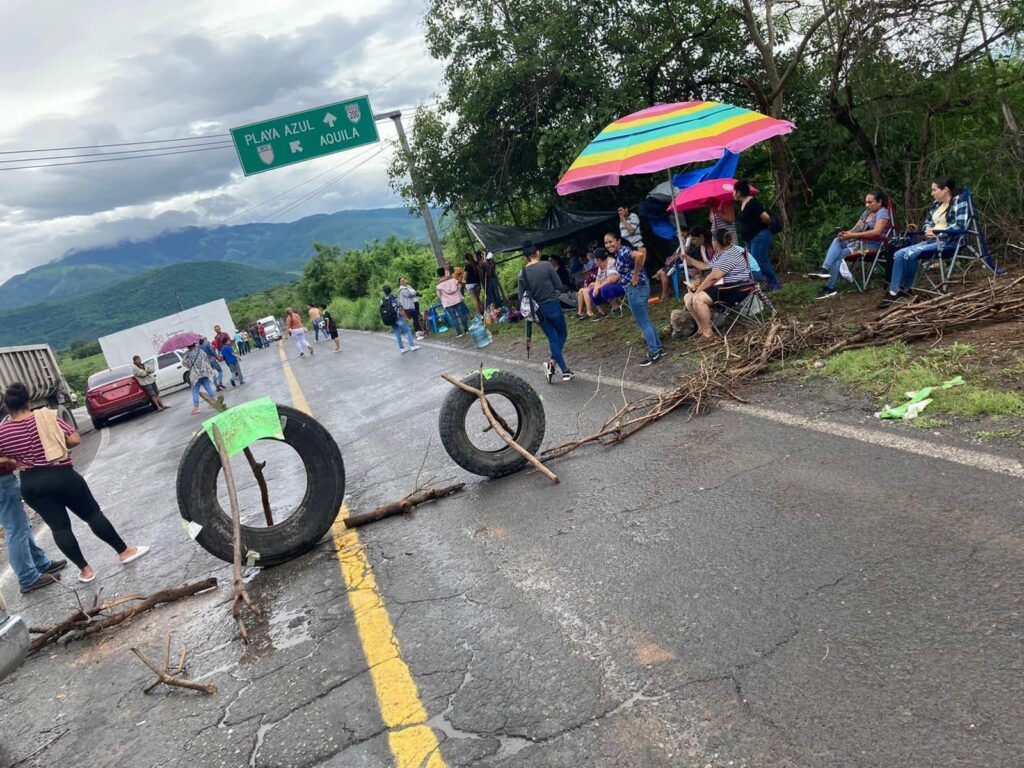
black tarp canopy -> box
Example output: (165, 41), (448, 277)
(467, 207), (616, 254)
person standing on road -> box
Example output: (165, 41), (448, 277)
(183, 341), (219, 414)
(518, 242), (575, 383)
(220, 340), (244, 386)
(398, 278), (424, 338)
(308, 304), (323, 342)
(0, 461), (66, 594)
(199, 337), (225, 390)
(131, 356), (167, 411)
(604, 231), (663, 367)
(257, 322), (268, 348)
(320, 304), (341, 352)
(0, 383), (149, 585)
(284, 308), (313, 357)
(381, 285), (421, 354)
(212, 325), (232, 352)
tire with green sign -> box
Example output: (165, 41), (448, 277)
(176, 404), (345, 567)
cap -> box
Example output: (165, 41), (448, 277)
(593, 247), (609, 260)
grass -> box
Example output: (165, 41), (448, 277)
(975, 427), (1023, 441)
(770, 281), (819, 313)
(814, 341), (1024, 419)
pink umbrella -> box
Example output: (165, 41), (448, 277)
(159, 332), (203, 353)
(667, 178), (757, 212)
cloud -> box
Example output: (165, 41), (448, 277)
(0, 0), (443, 284)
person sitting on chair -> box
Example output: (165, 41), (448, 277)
(579, 248), (624, 320)
(812, 190), (891, 300)
(878, 176), (969, 307)
(682, 228), (753, 341)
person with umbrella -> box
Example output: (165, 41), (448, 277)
(518, 242), (574, 383)
(603, 231), (663, 367)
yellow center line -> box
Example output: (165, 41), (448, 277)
(278, 345), (446, 767)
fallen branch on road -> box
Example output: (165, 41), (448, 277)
(442, 369), (560, 483)
(28, 578), (218, 655)
(343, 484), (466, 528)
(211, 424), (261, 644)
(131, 633), (217, 695)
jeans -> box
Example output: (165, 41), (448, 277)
(445, 303), (469, 335)
(537, 300), (569, 371)
(312, 319), (322, 341)
(822, 238), (855, 289)
(391, 317), (417, 349)
(191, 376), (216, 407)
(624, 282), (661, 356)
(889, 240), (942, 293)
(210, 359), (224, 386)
(0, 473), (52, 589)
(747, 229), (781, 288)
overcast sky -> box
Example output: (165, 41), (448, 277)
(0, 0), (444, 284)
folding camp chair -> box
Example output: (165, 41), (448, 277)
(913, 187), (998, 294)
(711, 282), (774, 336)
(842, 201), (897, 292)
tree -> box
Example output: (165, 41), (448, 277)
(391, 0), (745, 222)
(299, 242), (341, 304)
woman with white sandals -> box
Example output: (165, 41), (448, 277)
(0, 383), (149, 584)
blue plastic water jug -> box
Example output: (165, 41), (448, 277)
(468, 316), (492, 348)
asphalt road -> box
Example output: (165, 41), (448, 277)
(0, 330), (1021, 768)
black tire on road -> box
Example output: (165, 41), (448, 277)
(90, 417), (105, 431)
(176, 404), (345, 567)
(438, 370), (546, 478)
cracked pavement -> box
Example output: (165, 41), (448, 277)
(1, 331), (1022, 767)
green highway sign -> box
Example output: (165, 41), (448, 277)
(230, 95), (379, 175)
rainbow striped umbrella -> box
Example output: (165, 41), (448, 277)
(556, 101), (794, 196)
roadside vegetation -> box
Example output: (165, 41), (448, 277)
(810, 341), (1024, 424)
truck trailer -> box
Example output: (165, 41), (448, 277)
(0, 344), (78, 428)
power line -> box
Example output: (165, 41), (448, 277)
(0, 142), (234, 171)
(218, 144), (386, 224)
(0, 134), (230, 155)
(263, 146), (388, 222)
(0, 138), (234, 164)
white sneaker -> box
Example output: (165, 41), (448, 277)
(410, 345), (422, 351)
(400, 347), (410, 354)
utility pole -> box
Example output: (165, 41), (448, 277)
(376, 110), (445, 268)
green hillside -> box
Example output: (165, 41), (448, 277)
(0, 261), (294, 349)
(0, 207), (430, 309)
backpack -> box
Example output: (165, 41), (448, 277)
(379, 296), (398, 326)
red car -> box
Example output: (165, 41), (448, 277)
(85, 365), (154, 430)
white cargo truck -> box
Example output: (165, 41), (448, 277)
(98, 298), (236, 369)
(0, 344), (78, 428)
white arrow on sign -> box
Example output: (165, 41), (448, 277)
(289, 141), (303, 154)
(323, 112), (337, 128)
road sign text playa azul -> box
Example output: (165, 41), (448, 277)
(230, 95), (379, 175)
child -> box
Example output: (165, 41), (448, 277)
(220, 339), (244, 386)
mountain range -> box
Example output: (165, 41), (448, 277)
(0, 207), (429, 310)
(0, 262), (294, 350)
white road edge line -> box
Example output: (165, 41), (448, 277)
(398, 333), (1024, 481)
(0, 426), (110, 591)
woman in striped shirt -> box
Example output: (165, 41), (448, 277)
(0, 383), (148, 584)
(682, 229), (753, 341)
